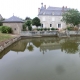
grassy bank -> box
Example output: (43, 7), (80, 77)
(0, 32), (12, 42)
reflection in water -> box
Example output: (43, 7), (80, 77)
(1, 37), (80, 80)
(61, 39), (79, 54)
(0, 37), (80, 59)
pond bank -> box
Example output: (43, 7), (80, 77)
(0, 36), (21, 52)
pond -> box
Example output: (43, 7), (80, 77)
(0, 37), (80, 80)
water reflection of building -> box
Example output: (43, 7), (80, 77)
(40, 42), (61, 54)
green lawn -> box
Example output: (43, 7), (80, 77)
(0, 32), (12, 42)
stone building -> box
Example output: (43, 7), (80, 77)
(3, 15), (24, 34)
(38, 3), (69, 29)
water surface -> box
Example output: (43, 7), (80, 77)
(0, 37), (80, 80)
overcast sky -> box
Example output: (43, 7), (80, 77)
(0, 0), (80, 19)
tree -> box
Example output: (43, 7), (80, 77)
(62, 9), (80, 26)
(25, 17), (31, 20)
(25, 20), (32, 31)
(32, 17), (41, 27)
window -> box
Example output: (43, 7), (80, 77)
(42, 17), (45, 21)
(50, 24), (52, 27)
(52, 18), (55, 21)
(41, 24), (43, 27)
(58, 24), (61, 28)
(14, 28), (16, 30)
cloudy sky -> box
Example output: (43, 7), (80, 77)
(0, 0), (80, 19)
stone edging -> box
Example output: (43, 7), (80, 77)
(0, 36), (21, 52)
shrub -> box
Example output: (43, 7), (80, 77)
(40, 28), (43, 31)
(47, 28), (50, 31)
(74, 26), (78, 31)
(67, 26), (74, 30)
(0, 21), (3, 26)
(44, 28), (47, 31)
(1, 26), (12, 33)
(51, 28), (55, 30)
(37, 28), (40, 31)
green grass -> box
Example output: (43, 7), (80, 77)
(0, 32), (12, 42)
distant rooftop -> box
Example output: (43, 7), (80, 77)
(38, 3), (70, 16)
(3, 15), (24, 23)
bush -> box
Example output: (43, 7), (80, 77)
(1, 26), (12, 33)
(51, 28), (55, 30)
(47, 28), (50, 31)
(0, 21), (3, 26)
(40, 28), (43, 31)
(44, 28), (47, 31)
(67, 26), (74, 30)
(37, 28), (40, 31)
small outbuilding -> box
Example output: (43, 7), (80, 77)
(3, 15), (24, 34)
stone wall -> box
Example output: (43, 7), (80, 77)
(3, 23), (23, 34)
(0, 36), (21, 52)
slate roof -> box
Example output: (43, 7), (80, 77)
(38, 6), (70, 16)
(3, 15), (24, 23)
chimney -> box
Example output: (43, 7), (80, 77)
(44, 5), (46, 9)
(62, 6), (64, 12)
(38, 8), (40, 14)
(41, 3), (43, 7)
(65, 6), (67, 9)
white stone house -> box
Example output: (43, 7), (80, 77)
(38, 3), (69, 29)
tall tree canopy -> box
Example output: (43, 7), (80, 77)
(62, 9), (80, 26)
(32, 17), (41, 27)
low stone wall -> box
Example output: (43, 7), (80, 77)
(68, 31), (80, 35)
(0, 36), (21, 52)
(20, 31), (58, 37)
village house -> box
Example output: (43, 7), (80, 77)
(38, 3), (69, 29)
(3, 15), (24, 34)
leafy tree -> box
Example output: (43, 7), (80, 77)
(62, 9), (80, 26)
(25, 17), (31, 20)
(25, 20), (32, 31)
(32, 17), (41, 27)
(22, 23), (26, 31)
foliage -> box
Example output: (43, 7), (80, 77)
(37, 28), (40, 31)
(44, 28), (47, 31)
(47, 28), (50, 31)
(40, 28), (43, 31)
(27, 45), (34, 51)
(32, 17), (41, 27)
(28, 26), (32, 31)
(25, 20), (32, 27)
(51, 28), (55, 30)
(0, 21), (3, 26)
(0, 26), (2, 32)
(22, 23), (26, 31)
(1, 26), (12, 33)
(62, 9), (80, 26)
(25, 17), (31, 20)
(61, 40), (78, 54)
(25, 20), (32, 31)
